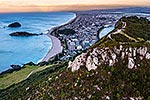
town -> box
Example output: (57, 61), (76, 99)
(50, 11), (150, 60)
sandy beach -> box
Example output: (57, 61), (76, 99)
(41, 33), (63, 62)
(41, 14), (77, 62)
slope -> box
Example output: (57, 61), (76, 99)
(0, 16), (150, 100)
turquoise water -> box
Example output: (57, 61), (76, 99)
(0, 12), (75, 72)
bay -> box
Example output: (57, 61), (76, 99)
(0, 12), (75, 72)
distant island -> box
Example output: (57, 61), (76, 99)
(0, 7), (150, 100)
(9, 32), (39, 36)
(8, 22), (21, 28)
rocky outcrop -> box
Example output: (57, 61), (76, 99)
(68, 16), (150, 72)
(68, 45), (150, 72)
(9, 32), (39, 36)
(24, 62), (36, 66)
(8, 22), (21, 27)
(68, 53), (87, 72)
(10, 65), (21, 70)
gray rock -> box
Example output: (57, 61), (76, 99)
(9, 32), (39, 37)
(8, 22), (21, 27)
(10, 65), (21, 70)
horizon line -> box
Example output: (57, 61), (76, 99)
(0, 4), (149, 13)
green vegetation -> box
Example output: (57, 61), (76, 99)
(55, 28), (76, 36)
(0, 16), (150, 99)
(0, 65), (56, 90)
(112, 31), (137, 42)
(92, 16), (150, 49)
(0, 57), (149, 99)
(115, 16), (150, 41)
(0, 61), (68, 100)
(0, 66), (37, 90)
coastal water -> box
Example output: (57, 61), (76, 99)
(99, 26), (114, 38)
(0, 12), (75, 72)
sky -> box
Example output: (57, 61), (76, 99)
(0, 0), (149, 13)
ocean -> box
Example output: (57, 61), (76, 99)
(0, 12), (75, 72)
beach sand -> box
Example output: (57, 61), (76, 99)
(41, 14), (77, 62)
(41, 33), (63, 62)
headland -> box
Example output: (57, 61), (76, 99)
(45, 11), (148, 62)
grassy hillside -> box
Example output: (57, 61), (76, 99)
(0, 66), (37, 90)
(0, 64), (58, 90)
(0, 16), (150, 100)
(114, 16), (150, 42)
(0, 61), (68, 100)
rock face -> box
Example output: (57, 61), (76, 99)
(68, 46), (150, 72)
(9, 32), (39, 36)
(68, 16), (150, 72)
(8, 22), (21, 27)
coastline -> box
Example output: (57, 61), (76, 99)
(41, 34), (63, 62)
(0, 12), (77, 74)
(41, 13), (77, 62)
(49, 13), (77, 35)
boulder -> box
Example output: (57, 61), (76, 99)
(10, 65), (21, 70)
(9, 32), (39, 36)
(24, 61), (36, 66)
(8, 22), (21, 27)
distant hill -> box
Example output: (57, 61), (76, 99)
(81, 7), (150, 14)
(0, 16), (150, 100)
(102, 7), (150, 14)
(109, 16), (150, 42)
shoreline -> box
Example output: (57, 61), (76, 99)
(0, 12), (77, 74)
(41, 13), (77, 62)
(0, 12), (78, 86)
(41, 34), (63, 62)
(49, 13), (78, 35)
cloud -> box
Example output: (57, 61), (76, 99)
(0, 0), (149, 13)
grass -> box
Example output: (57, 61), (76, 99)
(0, 66), (37, 90)
(119, 31), (138, 42)
(31, 64), (55, 74)
(0, 65), (54, 90)
(0, 62), (67, 100)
